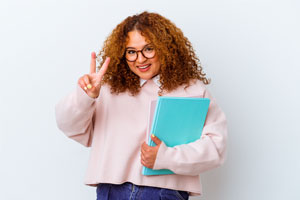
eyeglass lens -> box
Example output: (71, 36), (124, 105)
(125, 45), (155, 62)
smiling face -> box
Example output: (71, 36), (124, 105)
(125, 30), (161, 80)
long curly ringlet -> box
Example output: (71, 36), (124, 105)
(97, 11), (210, 96)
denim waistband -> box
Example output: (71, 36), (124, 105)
(96, 182), (189, 200)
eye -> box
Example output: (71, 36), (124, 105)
(126, 50), (136, 55)
(144, 46), (154, 52)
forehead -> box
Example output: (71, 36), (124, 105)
(126, 30), (150, 48)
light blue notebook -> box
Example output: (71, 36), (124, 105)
(142, 96), (210, 176)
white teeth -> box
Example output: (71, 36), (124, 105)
(138, 64), (150, 69)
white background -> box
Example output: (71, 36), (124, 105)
(0, 0), (299, 199)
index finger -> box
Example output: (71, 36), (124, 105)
(90, 52), (97, 74)
(98, 57), (110, 76)
(141, 141), (150, 150)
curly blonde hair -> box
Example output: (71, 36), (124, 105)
(97, 11), (210, 95)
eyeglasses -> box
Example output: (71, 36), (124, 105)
(125, 44), (156, 62)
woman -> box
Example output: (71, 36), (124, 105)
(55, 11), (227, 199)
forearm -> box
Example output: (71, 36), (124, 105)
(55, 85), (96, 146)
(153, 131), (226, 176)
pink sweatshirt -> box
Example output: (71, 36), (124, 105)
(55, 79), (227, 196)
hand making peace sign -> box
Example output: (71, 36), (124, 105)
(78, 52), (110, 99)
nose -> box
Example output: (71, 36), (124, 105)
(136, 51), (147, 63)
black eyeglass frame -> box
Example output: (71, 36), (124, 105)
(124, 45), (156, 62)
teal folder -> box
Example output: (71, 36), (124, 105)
(142, 96), (210, 176)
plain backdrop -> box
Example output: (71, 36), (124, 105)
(0, 0), (299, 199)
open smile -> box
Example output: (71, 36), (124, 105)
(137, 64), (151, 72)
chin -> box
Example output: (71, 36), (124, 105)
(138, 73), (155, 80)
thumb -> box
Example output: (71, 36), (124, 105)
(151, 134), (162, 146)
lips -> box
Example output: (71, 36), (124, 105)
(137, 64), (151, 72)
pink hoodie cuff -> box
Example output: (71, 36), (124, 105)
(76, 85), (96, 108)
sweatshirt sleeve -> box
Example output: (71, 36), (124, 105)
(55, 85), (97, 147)
(152, 89), (228, 176)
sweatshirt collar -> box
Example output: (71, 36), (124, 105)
(140, 74), (161, 87)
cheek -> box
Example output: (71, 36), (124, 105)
(127, 62), (136, 71)
(152, 58), (161, 71)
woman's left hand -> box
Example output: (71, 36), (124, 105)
(141, 134), (162, 169)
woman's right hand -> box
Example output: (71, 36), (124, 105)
(78, 52), (110, 99)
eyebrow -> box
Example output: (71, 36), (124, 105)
(125, 44), (152, 49)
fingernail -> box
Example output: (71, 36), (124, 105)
(151, 134), (155, 138)
(87, 84), (92, 89)
(84, 86), (87, 90)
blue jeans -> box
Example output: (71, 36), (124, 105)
(96, 182), (189, 200)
